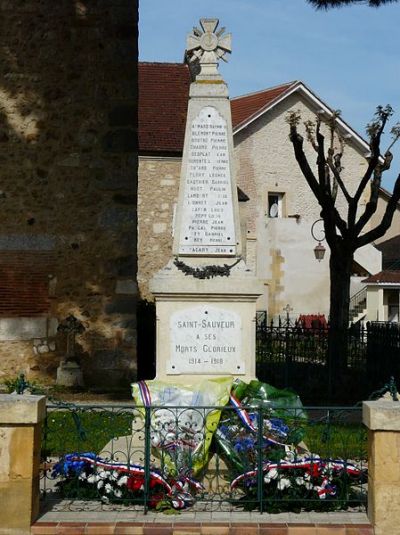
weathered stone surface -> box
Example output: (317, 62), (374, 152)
(0, 234), (55, 250)
(102, 129), (137, 152)
(86, 349), (136, 388)
(0, 398), (43, 533)
(98, 206), (136, 229)
(56, 361), (84, 387)
(114, 317), (136, 329)
(0, 395), (46, 425)
(97, 171), (136, 191)
(0, 477), (37, 533)
(364, 402), (400, 535)
(105, 295), (136, 314)
(113, 193), (137, 205)
(105, 255), (136, 277)
(109, 104), (137, 127)
(0, 1), (138, 387)
(0, 317), (57, 341)
(363, 400), (400, 430)
(116, 279), (137, 295)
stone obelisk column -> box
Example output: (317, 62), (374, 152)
(150, 19), (263, 382)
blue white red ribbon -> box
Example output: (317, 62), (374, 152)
(229, 393), (257, 432)
(229, 393), (287, 447)
(54, 453), (172, 493)
(53, 453), (203, 509)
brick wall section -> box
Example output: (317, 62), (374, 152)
(0, 1), (138, 387)
(0, 252), (53, 316)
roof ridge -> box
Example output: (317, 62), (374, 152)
(139, 61), (187, 67)
(231, 81), (299, 101)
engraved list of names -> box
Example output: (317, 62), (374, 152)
(179, 106), (236, 255)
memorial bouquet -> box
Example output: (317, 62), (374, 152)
(52, 452), (201, 509)
(213, 380), (365, 511)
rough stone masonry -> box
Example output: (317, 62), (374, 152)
(0, 1), (139, 388)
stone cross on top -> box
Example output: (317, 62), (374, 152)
(186, 18), (232, 77)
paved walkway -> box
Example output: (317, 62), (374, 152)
(32, 510), (373, 534)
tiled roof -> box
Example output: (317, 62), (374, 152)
(139, 62), (296, 153)
(139, 62), (191, 153)
(363, 271), (400, 284)
(230, 82), (298, 130)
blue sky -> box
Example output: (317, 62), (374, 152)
(140, 0), (400, 191)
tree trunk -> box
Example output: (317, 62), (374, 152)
(327, 248), (353, 400)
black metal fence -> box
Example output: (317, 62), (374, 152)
(40, 401), (367, 515)
(256, 315), (400, 404)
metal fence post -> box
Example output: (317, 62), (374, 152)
(143, 405), (151, 514)
(257, 405), (264, 513)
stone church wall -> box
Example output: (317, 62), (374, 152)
(0, 1), (138, 388)
(138, 157), (181, 300)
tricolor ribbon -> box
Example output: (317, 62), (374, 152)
(229, 393), (287, 447)
(138, 381), (152, 407)
(230, 457), (362, 496)
(53, 453), (203, 509)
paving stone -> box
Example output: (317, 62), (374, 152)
(31, 522), (59, 535)
(316, 525), (346, 535)
(115, 523), (144, 535)
(86, 523), (116, 534)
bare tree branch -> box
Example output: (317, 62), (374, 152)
(348, 108), (391, 227)
(353, 108), (390, 204)
(289, 125), (323, 203)
(290, 123), (348, 239)
(326, 150), (351, 203)
(353, 150), (394, 235)
(356, 175), (400, 247)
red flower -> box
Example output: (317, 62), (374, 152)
(148, 492), (165, 508)
(127, 475), (161, 492)
(308, 463), (321, 479)
(127, 475), (144, 492)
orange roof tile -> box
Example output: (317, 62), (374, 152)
(139, 62), (191, 154)
(363, 271), (400, 284)
(230, 82), (298, 130)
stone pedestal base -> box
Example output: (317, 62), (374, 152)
(150, 259), (263, 382)
(363, 400), (400, 535)
(0, 394), (46, 534)
(56, 360), (84, 387)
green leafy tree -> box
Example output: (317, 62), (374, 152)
(308, 0), (398, 8)
(287, 107), (400, 395)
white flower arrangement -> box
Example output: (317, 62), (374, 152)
(277, 478), (291, 490)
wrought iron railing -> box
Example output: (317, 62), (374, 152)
(40, 401), (367, 515)
(349, 287), (368, 322)
(255, 318), (400, 403)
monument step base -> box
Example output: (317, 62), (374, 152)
(31, 519), (374, 534)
